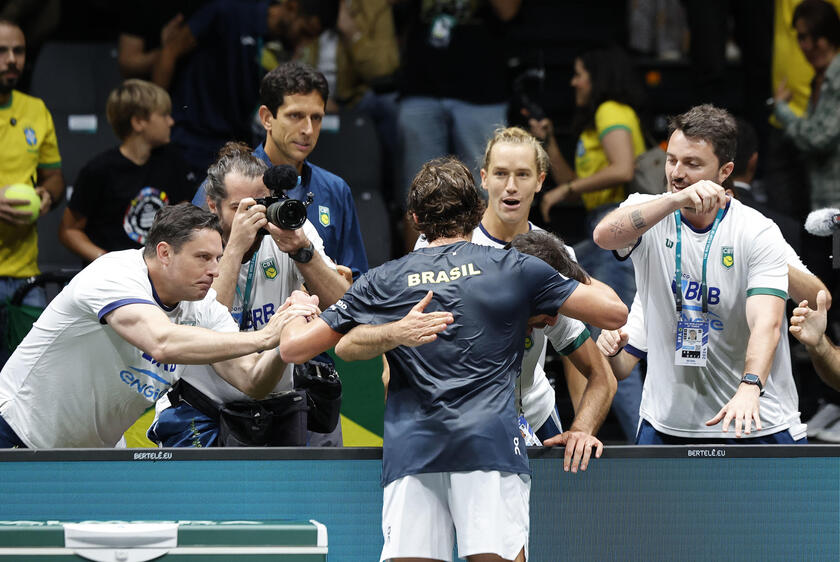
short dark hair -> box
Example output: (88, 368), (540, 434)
(407, 157), (485, 242)
(143, 203), (223, 258)
(259, 61), (329, 116)
(668, 104), (737, 166)
(205, 141), (268, 206)
(507, 230), (590, 284)
(733, 118), (758, 178)
(793, 0), (840, 47)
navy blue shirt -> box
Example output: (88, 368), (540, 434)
(193, 144), (369, 278)
(170, 0), (267, 164)
(320, 242), (579, 485)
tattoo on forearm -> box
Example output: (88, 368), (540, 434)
(630, 209), (646, 231)
(609, 218), (626, 238)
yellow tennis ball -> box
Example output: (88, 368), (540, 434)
(3, 183), (41, 222)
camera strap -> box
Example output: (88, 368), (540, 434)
(235, 253), (259, 330)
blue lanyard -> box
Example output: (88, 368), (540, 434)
(674, 208), (724, 315)
(235, 254), (258, 330)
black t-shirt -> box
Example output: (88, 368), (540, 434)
(68, 145), (195, 251)
(399, 0), (510, 103)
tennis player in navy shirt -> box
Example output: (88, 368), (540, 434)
(279, 157), (627, 562)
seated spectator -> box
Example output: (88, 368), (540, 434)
(58, 79), (194, 263)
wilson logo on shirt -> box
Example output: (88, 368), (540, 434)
(721, 246), (734, 269)
(319, 205), (331, 227)
(261, 258), (278, 279)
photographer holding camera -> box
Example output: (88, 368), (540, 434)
(148, 142), (349, 448)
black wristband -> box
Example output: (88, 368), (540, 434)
(289, 241), (314, 264)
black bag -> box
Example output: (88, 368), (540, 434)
(294, 360), (342, 433)
(218, 390), (309, 447)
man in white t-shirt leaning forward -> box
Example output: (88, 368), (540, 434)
(149, 142), (350, 447)
(0, 203), (317, 448)
(593, 104), (803, 443)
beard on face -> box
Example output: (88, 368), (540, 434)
(0, 77), (17, 95)
(0, 66), (20, 95)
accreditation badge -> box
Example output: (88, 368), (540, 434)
(517, 413), (542, 446)
(674, 317), (709, 367)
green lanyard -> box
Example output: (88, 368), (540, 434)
(674, 207), (724, 315)
(235, 254), (258, 330)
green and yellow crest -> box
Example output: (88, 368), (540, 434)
(721, 246), (734, 269)
(319, 205), (331, 227)
(261, 258), (278, 279)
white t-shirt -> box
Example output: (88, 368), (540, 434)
(176, 220), (336, 404)
(621, 240), (809, 440)
(416, 223), (588, 430)
(623, 194), (799, 439)
(0, 249), (238, 448)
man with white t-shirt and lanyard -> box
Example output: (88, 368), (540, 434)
(594, 104), (803, 443)
(0, 204), (316, 448)
(149, 142), (349, 447)
(598, 249), (826, 442)
(415, 127), (616, 464)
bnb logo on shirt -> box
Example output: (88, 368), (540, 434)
(524, 335), (533, 350)
(319, 205), (331, 227)
(261, 258), (278, 279)
(721, 246), (734, 269)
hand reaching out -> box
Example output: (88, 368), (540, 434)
(393, 290), (454, 347)
(789, 290), (828, 348)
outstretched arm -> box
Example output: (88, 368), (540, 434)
(558, 277), (628, 330)
(335, 291), (454, 361)
(106, 300), (316, 365)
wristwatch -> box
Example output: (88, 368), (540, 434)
(289, 241), (315, 264)
(740, 373), (765, 396)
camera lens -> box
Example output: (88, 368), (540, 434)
(266, 200), (307, 230)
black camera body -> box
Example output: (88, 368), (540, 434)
(259, 165), (314, 230)
(255, 192), (314, 230)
